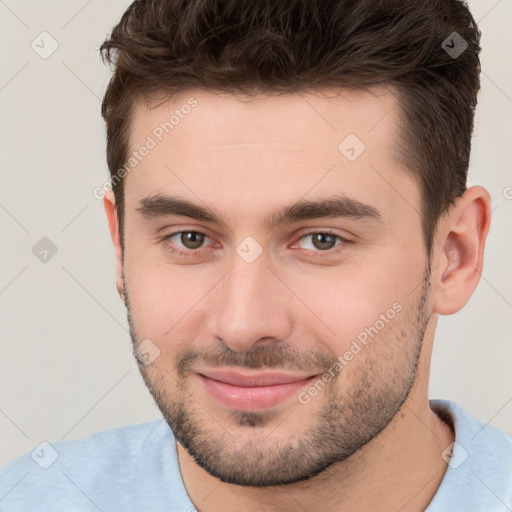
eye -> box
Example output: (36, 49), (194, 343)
(162, 229), (349, 260)
(164, 230), (212, 255)
(293, 231), (347, 252)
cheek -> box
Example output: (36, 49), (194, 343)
(294, 258), (418, 354)
(297, 276), (386, 349)
(124, 250), (216, 346)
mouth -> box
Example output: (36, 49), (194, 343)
(196, 368), (319, 411)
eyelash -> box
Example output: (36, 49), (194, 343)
(161, 230), (350, 260)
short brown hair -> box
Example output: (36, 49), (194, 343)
(100, 0), (482, 255)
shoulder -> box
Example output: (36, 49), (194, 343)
(0, 419), (192, 511)
(431, 398), (512, 454)
(1, 418), (169, 472)
(428, 399), (512, 511)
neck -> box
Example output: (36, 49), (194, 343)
(176, 385), (455, 512)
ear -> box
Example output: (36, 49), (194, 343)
(103, 190), (125, 301)
(432, 186), (491, 315)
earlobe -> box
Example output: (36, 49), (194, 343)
(103, 191), (125, 301)
(433, 186), (491, 315)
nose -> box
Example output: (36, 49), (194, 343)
(207, 253), (293, 353)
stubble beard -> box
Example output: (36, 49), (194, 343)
(123, 265), (432, 487)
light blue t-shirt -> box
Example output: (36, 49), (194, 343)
(0, 399), (510, 511)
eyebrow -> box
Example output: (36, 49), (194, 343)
(136, 194), (382, 226)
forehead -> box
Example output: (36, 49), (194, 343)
(129, 85), (402, 150)
(123, 85), (419, 228)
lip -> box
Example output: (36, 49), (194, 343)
(196, 369), (318, 411)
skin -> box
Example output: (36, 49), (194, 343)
(104, 85), (491, 512)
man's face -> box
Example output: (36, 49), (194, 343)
(117, 86), (433, 486)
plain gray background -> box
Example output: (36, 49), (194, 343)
(1, 0), (511, 466)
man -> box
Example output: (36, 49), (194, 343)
(1, 0), (511, 510)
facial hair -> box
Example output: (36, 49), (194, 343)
(122, 264), (432, 487)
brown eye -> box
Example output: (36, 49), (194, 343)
(311, 233), (338, 250)
(297, 231), (344, 252)
(164, 231), (210, 254)
(178, 231), (206, 249)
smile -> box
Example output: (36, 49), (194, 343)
(196, 368), (318, 410)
